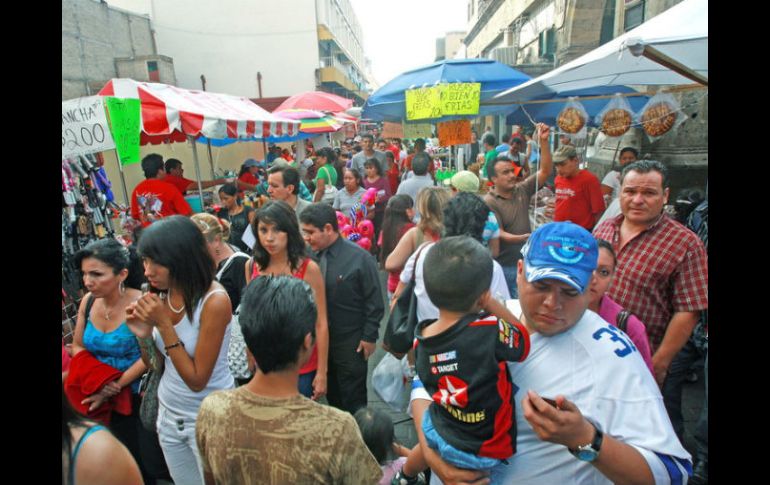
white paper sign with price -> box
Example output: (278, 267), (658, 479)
(62, 96), (116, 159)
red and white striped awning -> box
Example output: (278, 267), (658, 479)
(98, 79), (301, 142)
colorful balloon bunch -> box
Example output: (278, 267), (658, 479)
(336, 188), (377, 251)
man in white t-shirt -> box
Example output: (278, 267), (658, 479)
(596, 147), (638, 227)
(411, 221), (692, 485)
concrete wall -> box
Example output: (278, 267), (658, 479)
(148, 0), (320, 98)
(62, 0), (156, 99)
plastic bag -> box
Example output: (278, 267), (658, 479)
(595, 94), (633, 138)
(372, 353), (411, 412)
(636, 92), (685, 140)
(557, 97), (589, 141)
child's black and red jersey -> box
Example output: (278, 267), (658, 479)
(414, 312), (530, 459)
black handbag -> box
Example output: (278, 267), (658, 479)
(138, 339), (163, 432)
(384, 243), (431, 354)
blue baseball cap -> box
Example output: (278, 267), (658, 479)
(520, 222), (598, 293)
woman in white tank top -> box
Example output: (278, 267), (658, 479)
(126, 216), (235, 485)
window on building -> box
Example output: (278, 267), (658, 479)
(538, 28), (555, 61)
(600, 0), (617, 44)
(147, 61), (160, 82)
(624, 0), (645, 32)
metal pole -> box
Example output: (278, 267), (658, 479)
(114, 149), (130, 206)
(258, 72), (268, 161)
(188, 135), (205, 211)
(200, 74), (216, 178)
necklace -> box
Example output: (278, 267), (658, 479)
(167, 288), (186, 314)
(103, 301), (116, 320)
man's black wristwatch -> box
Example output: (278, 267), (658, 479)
(568, 422), (603, 462)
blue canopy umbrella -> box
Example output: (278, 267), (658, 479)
(504, 86), (649, 127)
(362, 59), (531, 123)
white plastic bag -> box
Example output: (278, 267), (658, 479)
(636, 92), (685, 140)
(595, 94), (633, 138)
(372, 353), (411, 412)
(557, 97), (589, 141)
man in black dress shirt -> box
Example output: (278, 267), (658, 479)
(299, 203), (385, 414)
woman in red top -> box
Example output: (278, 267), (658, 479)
(244, 201), (328, 400)
(363, 157), (392, 255)
(378, 194), (415, 302)
(237, 159), (261, 191)
(384, 150), (400, 195)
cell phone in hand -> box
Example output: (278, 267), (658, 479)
(542, 397), (558, 408)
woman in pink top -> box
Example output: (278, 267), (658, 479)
(588, 239), (654, 375)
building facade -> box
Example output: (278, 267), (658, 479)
(435, 31), (467, 61)
(129, 0), (371, 104)
(62, 0), (176, 100)
(464, 0), (707, 194)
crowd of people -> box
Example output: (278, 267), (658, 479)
(63, 121), (707, 485)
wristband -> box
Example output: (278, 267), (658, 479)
(164, 339), (185, 356)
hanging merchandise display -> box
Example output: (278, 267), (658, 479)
(595, 94), (634, 137)
(61, 153), (120, 300)
(638, 92), (685, 139)
(556, 98), (588, 139)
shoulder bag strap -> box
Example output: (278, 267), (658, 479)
(410, 242), (432, 283)
(616, 310), (631, 333)
(84, 294), (96, 320)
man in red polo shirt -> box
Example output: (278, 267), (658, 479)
(593, 160), (707, 387)
(553, 146), (605, 231)
(163, 158), (231, 195)
(131, 154), (192, 227)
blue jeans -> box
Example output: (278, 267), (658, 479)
(662, 338), (708, 461)
(500, 264), (519, 299)
(422, 410), (504, 471)
(298, 370), (317, 399)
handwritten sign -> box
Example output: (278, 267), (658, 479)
(437, 119), (472, 147)
(62, 96), (115, 159)
(441, 83), (480, 116)
(105, 97), (141, 166)
(405, 86), (441, 120)
(402, 122), (433, 139)
(381, 121), (404, 139)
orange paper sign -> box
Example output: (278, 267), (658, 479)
(381, 121), (404, 139)
(437, 119), (472, 147)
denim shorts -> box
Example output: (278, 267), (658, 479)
(422, 410), (504, 470)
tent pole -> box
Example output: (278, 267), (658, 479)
(189, 135), (205, 211)
(206, 140), (216, 178)
(114, 149), (130, 206)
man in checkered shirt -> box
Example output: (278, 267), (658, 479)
(593, 160), (707, 387)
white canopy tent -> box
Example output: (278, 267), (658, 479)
(487, 0), (708, 105)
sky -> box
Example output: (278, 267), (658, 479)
(349, 0), (469, 87)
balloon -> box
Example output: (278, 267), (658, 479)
(348, 233), (361, 242)
(357, 237), (371, 251)
(341, 224), (353, 237)
(358, 220), (374, 239)
(362, 187), (378, 206)
(336, 211), (349, 228)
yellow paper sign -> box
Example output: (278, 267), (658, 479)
(437, 119), (472, 147)
(405, 86), (442, 120)
(402, 122), (433, 139)
(441, 83), (481, 116)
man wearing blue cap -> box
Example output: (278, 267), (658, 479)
(415, 222), (692, 485)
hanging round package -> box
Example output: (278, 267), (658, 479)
(557, 97), (589, 140)
(637, 92), (684, 139)
(595, 94), (633, 138)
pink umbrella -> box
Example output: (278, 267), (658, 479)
(275, 91), (354, 113)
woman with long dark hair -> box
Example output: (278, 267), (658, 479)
(215, 183), (255, 253)
(71, 239), (160, 484)
(244, 200), (329, 400)
(63, 385), (142, 485)
(378, 194), (415, 302)
(125, 216), (234, 485)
